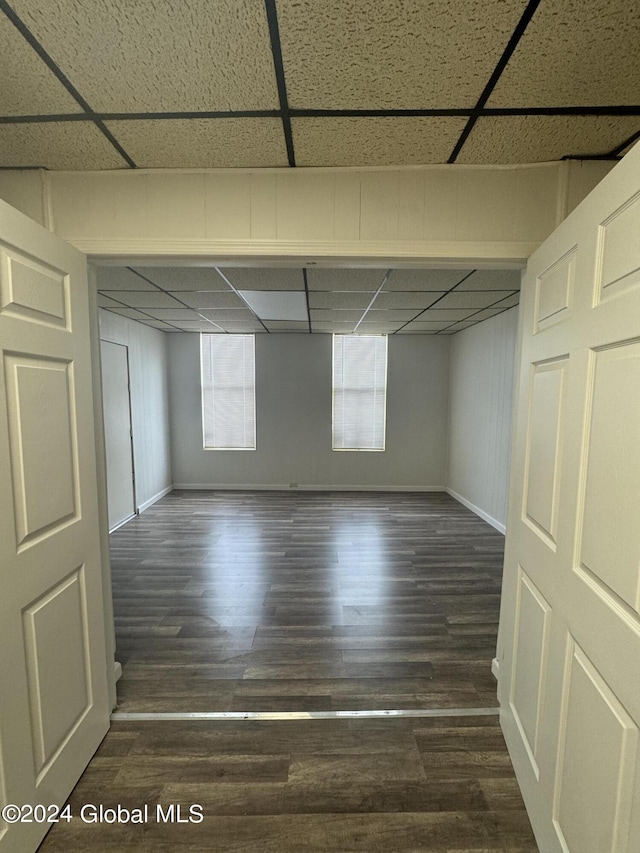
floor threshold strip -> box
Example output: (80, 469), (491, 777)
(111, 707), (500, 721)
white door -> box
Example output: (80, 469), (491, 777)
(498, 143), (640, 851)
(101, 340), (136, 530)
(0, 200), (110, 853)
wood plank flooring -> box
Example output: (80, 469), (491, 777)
(111, 491), (504, 712)
(37, 492), (538, 852)
(39, 715), (538, 852)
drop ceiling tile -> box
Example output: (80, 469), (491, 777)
(0, 122), (127, 169)
(169, 320), (221, 331)
(100, 291), (184, 309)
(264, 321), (310, 331)
(366, 309), (423, 321)
(385, 270), (472, 291)
(239, 291), (307, 321)
(132, 268), (230, 292)
(458, 116), (640, 165)
(356, 324), (402, 333)
(137, 320), (179, 331)
(177, 291), (246, 309)
(467, 307), (508, 322)
(293, 117), (467, 167)
(144, 309), (202, 321)
(413, 309), (476, 323)
(397, 330), (440, 335)
(431, 291), (508, 310)
(221, 269), (305, 291)
(373, 292), (445, 310)
(492, 293), (520, 308)
(306, 269), (388, 291)
(198, 310), (257, 322)
(11, 0), (278, 111)
(0, 13), (82, 115)
(178, 290), (246, 309)
(106, 119), (288, 168)
(455, 270), (522, 291)
(104, 307), (155, 320)
(401, 320), (456, 331)
(312, 322), (358, 332)
(309, 292), (373, 310)
(278, 0), (525, 109)
(310, 310), (365, 322)
(214, 321), (264, 331)
(97, 268), (160, 291)
(97, 294), (126, 308)
(488, 0), (640, 107)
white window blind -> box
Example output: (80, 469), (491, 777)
(332, 335), (387, 451)
(201, 334), (256, 449)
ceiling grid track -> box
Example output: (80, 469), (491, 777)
(264, 0), (296, 167)
(0, 0), (137, 167)
(447, 0), (544, 163)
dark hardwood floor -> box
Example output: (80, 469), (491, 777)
(111, 491), (503, 712)
(38, 491), (538, 851)
(39, 715), (537, 852)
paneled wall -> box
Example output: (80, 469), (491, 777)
(446, 307), (519, 532)
(169, 333), (450, 490)
(98, 308), (172, 510)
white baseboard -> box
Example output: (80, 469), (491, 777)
(114, 661), (123, 682)
(137, 484), (173, 513)
(172, 483), (447, 492)
(446, 488), (506, 534)
(491, 657), (500, 680)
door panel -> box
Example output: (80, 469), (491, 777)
(499, 143), (640, 852)
(100, 340), (136, 530)
(0, 199), (110, 853)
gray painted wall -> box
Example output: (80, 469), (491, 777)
(168, 333), (450, 490)
(99, 309), (172, 510)
(446, 307), (519, 531)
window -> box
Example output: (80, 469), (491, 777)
(201, 334), (256, 449)
(332, 334), (387, 451)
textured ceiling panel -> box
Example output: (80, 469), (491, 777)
(313, 322), (358, 331)
(221, 269), (305, 291)
(488, 0), (640, 107)
(411, 309), (476, 322)
(399, 320), (455, 331)
(137, 320), (179, 330)
(105, 307), (154, 320)
(178, 292), (246, 309)
(144, 308), (202, 320)
(293, 117), (467, 167)
(277, 0), (524, 109)
(432, 291), (510, 310)
(176, 291), (246, 309)
(366, 309), (423, 321)
(310, 310), (365, 322)
(386, 270), (472, 291)
(493, 293), (520, 308)
(0, 12), (82, 115)
(373, 292), (445, 310)
(465, 307), (507, 321)
(198, 309), (257, 322)
(214, 321), (264, 331)
(132, 268), (230, 291)
(264, 321), (309, 330)
(0, 122), (126, 169)
(458, 116), (640, 164)
(10, 0), (278, 111)
(456, 269), (522, 290)
(100, 291), (184, 308)
(106, 119), (288, 168)
(306, 269), (388, 291)
(97, 293), (126, 308)
(97, 267), (159, 291)
(309, 292), (373, 310)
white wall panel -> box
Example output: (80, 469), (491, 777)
(447, 307), (518, 532)
(169, 333), (450, 489)
(98, 309), (172, 510)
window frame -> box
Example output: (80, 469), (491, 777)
(200, 333), (256, 451)
(331, 333), (388, 452)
